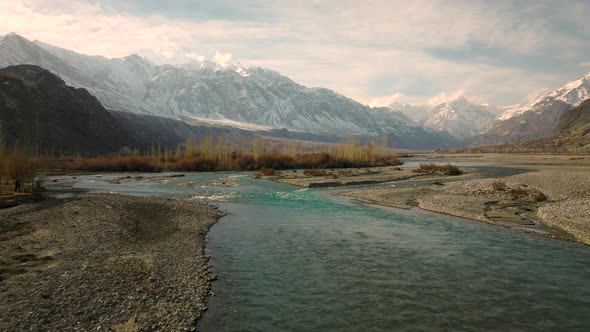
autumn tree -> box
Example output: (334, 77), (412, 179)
(4, 151), (37, 192)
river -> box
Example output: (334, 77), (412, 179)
(48, 168), (590, 331)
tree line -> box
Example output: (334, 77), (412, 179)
(57, 135), (400, 172)
(0, 129), (39, 194)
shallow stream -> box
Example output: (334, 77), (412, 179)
(47, 168), (590, 331)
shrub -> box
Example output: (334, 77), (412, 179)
(492, 181), (507, 191)
(172, 157), (215, 172)
(375, 155), (403, 166)
(4, 152), (37, 192)
(76, 156), (158, 172)
(446, 165), (463, 176)
(414, 163), (463, 176)
(303, 169), (327, 177)
(260, 167), (275, 176)
(257, 153), (294, 169)
(237, 155), (256, 170)
(299, 152), (330, 168)
(531, 190), (548, 202)
(509, 188), (528, 200)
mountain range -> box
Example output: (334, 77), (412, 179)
(0, 33), (460, 150)
(470, 72), (590, 145)
(1, 32), (589, 151)
(386, 98), (502, 139)
(382, 71), (590, 145)
(0, 65), (269, 154)
(461, 99), (590, 153)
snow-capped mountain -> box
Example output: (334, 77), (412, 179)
(0, 33), (453, 145)
(422, 97), (500, 139)
(384, 97), (500, 139)
(498, 73), (590, 121)
(473, 72), (590, 145)
(386, 103), (430, 123)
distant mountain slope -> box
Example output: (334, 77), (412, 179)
(0, 33), (460, 150)
(473, 72), (590, 145)
(460, 99), (590, 153)
(471, 100), (571, 145)
(0, 65), (133, 154)
(557, 98), (590, 136)
(421, 97), (499, 139)
(0, 65), (262, 154)
(385, 97), (500, 139)
(385, 103), (430, 123)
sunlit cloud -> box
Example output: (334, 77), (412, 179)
(527, 87), (552, 103)
(186, 52), (205, 62)
(1, 0), (589, 106)
(213, 51), (232, 68)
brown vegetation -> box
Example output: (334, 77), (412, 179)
(259, 168), (275, 176)
(414, 163), (463, 176)
(492, 181), (507, 191)
(303, 169), (328, 177)
(0, 130), (39, 194)
(39, 135), (403, 173)
(490, 180), (548, 202)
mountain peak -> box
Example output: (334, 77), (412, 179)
(122, 53), (155, 66)
(1, 32), (29, 43)
(124, 53), (142, 60)
(0, 64), (65, 85)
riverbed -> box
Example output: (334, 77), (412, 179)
(45, 169), (590, 331)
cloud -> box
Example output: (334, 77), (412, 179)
(186, 52), (205, 62)
(580, 61), (590, 68)
(426, 89), (466, 106)
(369, 89), (485, 108)
(368, 93), (405, 107)
(213, 51), (232, 68)
(527, 87), (552, 103)
(161, 50), (174, 59)
(1, 0), (588, 106)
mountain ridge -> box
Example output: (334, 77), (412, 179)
(471, 72), (590, 145)
(0, 33), (459, 149)
(384, 96), (501, 139)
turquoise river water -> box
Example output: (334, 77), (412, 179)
(50, 169), (590, 331)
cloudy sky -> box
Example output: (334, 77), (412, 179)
(2, 0), (590, 107)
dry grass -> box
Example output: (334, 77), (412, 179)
(414, 163), (463, 176)
(303, 169), (328, 177)
(492, 181), (507, 191)
(39, 151), (403, 173)
(259, 167), (275, 176)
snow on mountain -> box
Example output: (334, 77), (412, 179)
(383, 97), (499, 139)
(497, 73), (590, 121)
(0, 33), (453, 145)
(472, 72), (590, 145)
(385, 103), (430, 123)
(422, 97), (500, 139)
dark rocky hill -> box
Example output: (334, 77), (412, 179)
(457, 99), (590, 153)
(557, 99), (590, 137)
(0, 65), (134, 154)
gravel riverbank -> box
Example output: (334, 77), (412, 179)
(0, 194), (224, 331)
(338, 169), (590, 245)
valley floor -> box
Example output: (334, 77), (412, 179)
(0, 194), (223, 331)
(337, 153), (590, 245)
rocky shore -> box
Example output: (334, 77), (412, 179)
(268, 166), (474, 188)
(0, 194), (223, 331)
(338, 168), (590, 245)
